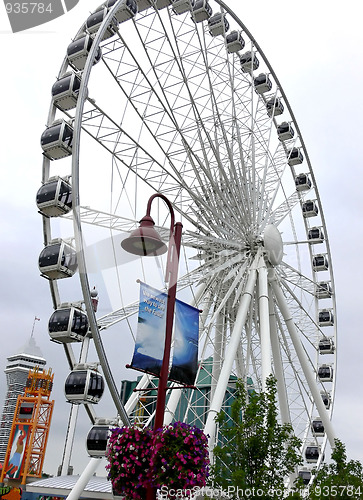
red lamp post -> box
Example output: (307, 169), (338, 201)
(121, 193), (183, 493)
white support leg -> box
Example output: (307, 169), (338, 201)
(66, 457), (101, 500)
(258, 257), (271, 391)
(124, 372), (151, 415)
(204, 252), (259, 450)
(61, 337), (90, 475)
(235, 339), (246, 380)
(163, 383), (179, 425)
(211, 312), (224, 400)
(268, 288), (291, 425)
(60, 404), (79, 476)
(269, 271), (335, 449)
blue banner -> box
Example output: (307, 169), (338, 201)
(130, 283), (167, 377)
(169, 300), (199, 385)
(130, 282), (199, 385)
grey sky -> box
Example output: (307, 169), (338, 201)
(0, 0), (362, 478)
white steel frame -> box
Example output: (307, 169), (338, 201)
(39, 0), (337, 494)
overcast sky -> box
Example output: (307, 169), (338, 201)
(0, 0), (362, 478)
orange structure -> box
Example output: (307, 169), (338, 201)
(0, 367), (54, 485)
(0, 485), (22, 500)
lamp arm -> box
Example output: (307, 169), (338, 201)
(144, 192), (182, 282)
(145, 193), (175, 238)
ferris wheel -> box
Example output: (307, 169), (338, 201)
(37, 0), (337, 484)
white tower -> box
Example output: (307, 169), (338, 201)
(0, 334), (46, 463)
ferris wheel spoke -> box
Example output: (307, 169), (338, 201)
(101, 34), (242, 234)
(279, 261), (317, 296)
(194, 27), (252, 231)
(268, 190), (301, 226)
(246, 86), (277, 227)
(80, 99), (187, 197)
(183, 230), (245, 253)
(114, 48), (211, 202)
(62, 205), (137, 231)
(206, 259), (249, 329)
(114, 17), (230, 216)
(279, 279), (324, 345)
(92, 52), (214, 221)
(97, 302), (139, 331)
(166, 18), (250, 225)
(229, 95), (257, 229)
(63, 205), (248, 259)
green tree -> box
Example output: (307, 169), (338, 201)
(210, 375), (303, 499)
(308, 439), (363, 499)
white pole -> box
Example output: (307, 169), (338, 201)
(268, 288), (291, 425)
(204, 252), (259, 450)
(60, 404), (79, 476)
(66, 458), (101, 500)
(269, 271), (335, 448)
(258, 257), (271, 391)
(124, 373), (151, 415)
(162, 382), (179, 425)
(211, 312), (224, 400)
(61, 337), (90, 476)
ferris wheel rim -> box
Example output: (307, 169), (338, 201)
(40, 0), (337, 477)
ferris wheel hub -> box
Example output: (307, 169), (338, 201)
(262, 224), (283, 265)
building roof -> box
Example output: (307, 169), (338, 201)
(5, 337), (46, 374)
(26, 475), (113, 499)
(17, 336), (45, 360)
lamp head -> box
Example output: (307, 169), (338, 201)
(121, 215), (168, 256)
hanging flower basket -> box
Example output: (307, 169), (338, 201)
(106, 422), (209, 499)
(106, 426), (153, 500)
(150, 422), (210, 492)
